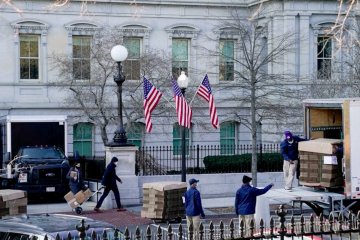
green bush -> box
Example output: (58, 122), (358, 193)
(203, 153), (283, 173)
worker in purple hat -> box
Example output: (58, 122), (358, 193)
(280, 131), (306, 191)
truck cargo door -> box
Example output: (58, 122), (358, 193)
(11, 122), (65, 156)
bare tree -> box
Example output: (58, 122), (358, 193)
(51, 27), (173, 145)
(204, 8), (301, 186)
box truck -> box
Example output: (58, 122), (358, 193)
(302, 98), (360, 199)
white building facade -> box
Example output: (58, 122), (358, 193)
(0, 0), (351, 162)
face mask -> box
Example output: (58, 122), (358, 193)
(114, 162), (118, 166)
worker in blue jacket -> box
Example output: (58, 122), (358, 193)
(94, 157), (125, 212)
(280, 131), (306, 191)
(184, 178), (205, 239)
(235, 175), (273, 232)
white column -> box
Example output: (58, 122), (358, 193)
(299, 14), (311, 82)
(101, 145), (140, 208)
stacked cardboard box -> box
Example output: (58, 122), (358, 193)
(0, 189), (27, 218)
(141, 181), (187, 220)
(299, 138), (343, 188)
(64, 189), (93, 209)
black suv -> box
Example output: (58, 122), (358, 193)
(0, 146), (70, 198)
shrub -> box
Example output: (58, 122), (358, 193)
(203, 153), (282, 173)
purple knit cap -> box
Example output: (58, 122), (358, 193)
(284, 131), (293, 139)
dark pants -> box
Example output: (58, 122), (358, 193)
(95, 185), (122, 209)
(69, 184), (82, 195)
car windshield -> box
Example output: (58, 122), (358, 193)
(20, 148), (65, 159)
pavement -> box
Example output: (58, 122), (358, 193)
(26, 186), (344, 231)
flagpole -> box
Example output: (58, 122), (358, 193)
(189, 74), (207, 106)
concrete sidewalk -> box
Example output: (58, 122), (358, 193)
(28, 186), (343, 215)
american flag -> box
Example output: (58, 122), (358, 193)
(172, 80), (192, 128)
(143, 77), (162, 133)
(196, 74), (219, 129)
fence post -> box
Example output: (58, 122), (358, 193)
(76, 219), (89, 240)
(276, 205), (287, 240)
(196, 144), (200, 173)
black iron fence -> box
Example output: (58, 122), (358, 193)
(73, 144), (282, 179)
(45, 205), (360, 240)
(135, 144), (282, 176)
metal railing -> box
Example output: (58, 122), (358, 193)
(72, 144), (282, 178)
(44, 205), (360, 240)
(135, 144), (282, 176)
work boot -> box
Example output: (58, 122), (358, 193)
(94, 207), (101, 212)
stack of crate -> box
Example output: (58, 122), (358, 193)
(0, 189), (27, 218)
(299, 152), (323, 185)
(141, 181), (187, 220)
(299, 138), (343, 188)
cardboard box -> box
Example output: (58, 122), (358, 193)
(70, 171), (78, 178)
(64, 191), (74, 202)
(298, 138), (342, 154)
(83, 189), (92, 199)
(74, 191), (86, 204)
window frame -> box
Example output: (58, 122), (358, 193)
(316, 35), (332, 80)
(172, 123), (191, 156)
(19, 34), (40, 80)
(172, 38), (190, 78)
(65, 22), (100, 82)
(127, 122), (145, 147)
(165, 25), (200, 79)
(73, 122), (94, 157)
(123, 37), (142, 81)
(220, 121), (237, 155)
(72, 35), (92, 81)
(11, 20), (49, 83)
(219, 39), (235, 81)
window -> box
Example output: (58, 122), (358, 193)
(127, 122), (145, 147)
(220, 122), (236, 154)
(73, 123), (93, 157)
(72, 36), (91, 80)
(219, 40), (235, 81)
(123, 37), (141, 80)
(12, 20), (49, 82)
(19, 35), (39, 80)
(172, 38), (189, 77)
(317, 36), (332, 79)
(173, 123), (190, 155)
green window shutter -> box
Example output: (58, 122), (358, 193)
(220, 122), (236, 154)
(73, 123), (93, 157)
(172, 123), (189, 155)
(127, 122), (144, 147)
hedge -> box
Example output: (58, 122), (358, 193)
(203, 153), (283, 173)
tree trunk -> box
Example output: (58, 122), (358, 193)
(251, 75), (258, 186)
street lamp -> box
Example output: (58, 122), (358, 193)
(177, 71), (189, 182)
(110, 45), (128, 146)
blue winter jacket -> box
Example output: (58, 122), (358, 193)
(184, 187), (205, 217)
(235, 183), (273, 215)
(280, 136), (306, 161)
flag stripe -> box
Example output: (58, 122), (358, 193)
(172, 80), (192, 128)
(196, 74), (219, 129)
(143, 77), (163, 133)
